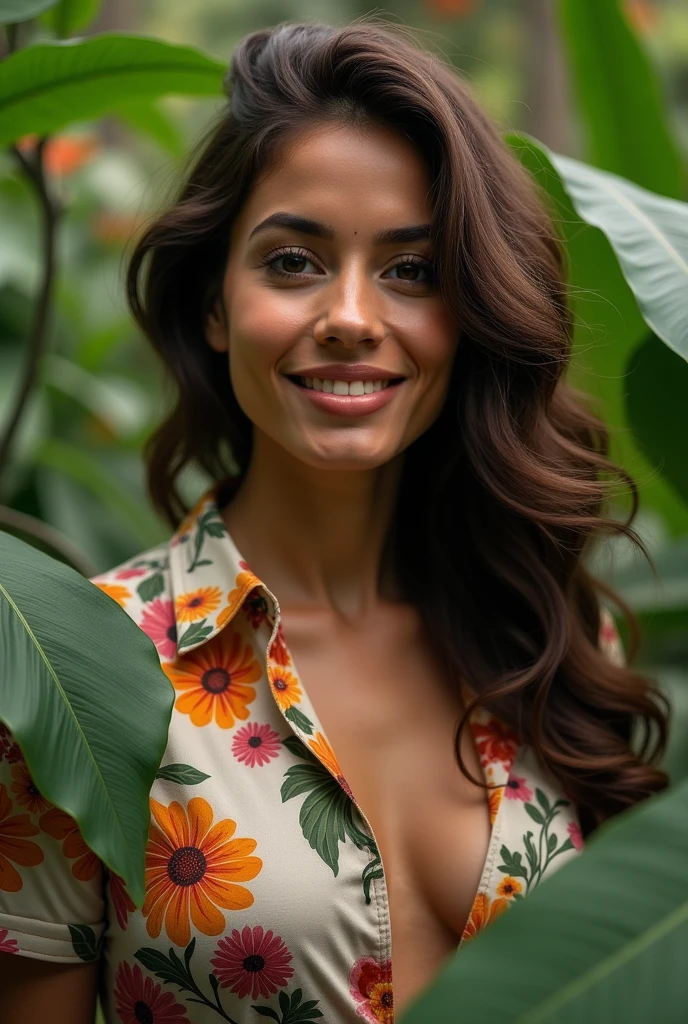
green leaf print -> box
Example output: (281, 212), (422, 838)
(283, 705), (315, 735)
(178, 619), (214, 650)
(499, 797), (575, 893)
(68, 923), (100, 962)
(281, 759), (383, 903)
(137, 572), (165, 603)
(155, 763), (211, 785)
(282, 735), (319, 763)
(252, 987), (324, 1022)
(187, 508), (228, 572)
(136, 940), (240, 1023)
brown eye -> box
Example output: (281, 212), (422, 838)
(387, 259), (433, 285)
(280, 255), (309, 274)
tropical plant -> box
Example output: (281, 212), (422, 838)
(0, 0), (686, 1021)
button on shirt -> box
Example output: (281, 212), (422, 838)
(0, 484), (624, 1022)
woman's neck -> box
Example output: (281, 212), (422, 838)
(221, 429), (405, 620)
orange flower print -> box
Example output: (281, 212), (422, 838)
(10, 763), (52, 815)
(269, 622), (291, 666)
(38, 806), (100, 881)
(94, 582), (131, 608)
(175, 586), (223, 624)
(0, 784), (44, 892)
(143, 796), (262, 947)
(349, 956), (393, 1023)
(109, 871), (136, 930)
(216, 571), (261, 631)
(309, 732), (354, 800)
(496, 876), (523, 899)
(268, 665), (302, 712)
(488, 785), (504, 826)
(164, 626), (261, 728)
(462, 892), (509, 942)
(472, 716), (519, 769)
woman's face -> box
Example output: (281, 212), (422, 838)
(205, 121), (458, 470)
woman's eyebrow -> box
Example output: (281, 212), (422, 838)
(248, 211), (432, 245)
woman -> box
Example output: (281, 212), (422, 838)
(0, 20), (668, 1024)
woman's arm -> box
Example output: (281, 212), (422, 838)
(0, 951), (99, 1024)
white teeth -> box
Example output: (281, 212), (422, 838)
(299, 378), (395, 395)
(294, 376), (397, 391)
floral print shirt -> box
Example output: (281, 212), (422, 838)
(0, 484), (624, 1023)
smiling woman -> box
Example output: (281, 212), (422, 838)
(0, 18), (668, 1024)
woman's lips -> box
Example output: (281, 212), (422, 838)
(284, 376), (405, 418)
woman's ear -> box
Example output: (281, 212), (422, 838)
(204, 292), (229, 354)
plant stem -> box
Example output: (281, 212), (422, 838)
(0, 505), (97, 576)
(0, 139), (62, 500)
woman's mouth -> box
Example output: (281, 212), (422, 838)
(285, 374), (406, 417)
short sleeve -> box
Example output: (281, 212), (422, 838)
(0, 724), (106, 963)
(599, 606), (626, 667)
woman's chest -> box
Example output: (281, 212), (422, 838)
(278, 606), (493, 1010)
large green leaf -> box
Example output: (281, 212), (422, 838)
(401, 780), (688, 1023)
(625, 334), (688, 506)
(40, 0), (102, 37)
(0, 0), (59, 22)
(557, 0), (684, 199)
(0, 531), (174, 905)
(507, 134), (688, 535)
(547, 151), (688, 363)
(0, 35), (226, 147)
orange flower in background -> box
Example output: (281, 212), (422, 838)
(164, 626), (260, 728)
(91, 210), (147, 247)
(462, 892), (509, 942)
(0, 784), (44, 892)
(496, 876), (523, 899)
(143, 796), (262, 947)
(38, 806), (100, 882)
(16, 133), (100, 175)
(425, 0), (478, 15)
(10, 763), (52, 815)
(624, 0), (659, 34)
(267, 665), (302, 711)
(94, 582), (132, 608)
(175, 586), (223, 624)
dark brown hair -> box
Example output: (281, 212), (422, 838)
(126, 19), (668, 834)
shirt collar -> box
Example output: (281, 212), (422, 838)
(168, 481), (277, 657)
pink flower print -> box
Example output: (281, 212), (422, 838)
(115, 567), (147, 580)
(140, 599), (177, 660)
(232, 723), (282, 767)
(349, 956), (393, 1023)
(0, 927), (18, 953)
(567, 820), (584, 852)
(504, 774), (533, 802)
(211, 925), (294, 999)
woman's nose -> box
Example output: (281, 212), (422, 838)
(313, 267), (386, 349)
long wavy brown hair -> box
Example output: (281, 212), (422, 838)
(126, 19), (668, 835)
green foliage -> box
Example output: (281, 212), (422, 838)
(0, 530), (174, 906)
(0, 0), (60, 23)
(401, 779), (688, 1022)
(557, 0), (685, 198)
(0, 35), (226, 146)
(40, 0), (103, 37)
(548, 151), (688, 364)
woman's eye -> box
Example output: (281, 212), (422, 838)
(263, 250), (318, 277)
(387, 260), (433, 284)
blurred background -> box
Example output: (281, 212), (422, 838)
(1, 0), (687, 776)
